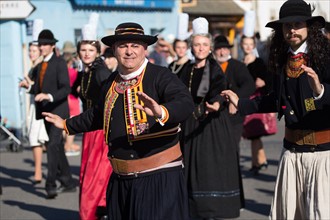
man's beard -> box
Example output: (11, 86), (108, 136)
(216, 55), (230, 63)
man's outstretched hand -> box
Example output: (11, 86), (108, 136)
(42, 112), (64, 129)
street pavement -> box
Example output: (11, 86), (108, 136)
(0, 120), (285, 220)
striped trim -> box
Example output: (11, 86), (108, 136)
(116, 27), (144, 35)
(159, 105), (169, 124)
(191, 189), (240, 198)
(63, 119), (69, 134)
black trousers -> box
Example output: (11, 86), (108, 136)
(107, 167), (189, 220)
(45, 121), (74, 191)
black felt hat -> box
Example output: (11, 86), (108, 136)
(266, 0), (325, 29)
(214, 35), (233, 49)
(37, 29), (58, 44)
(101, 22), (158, 46)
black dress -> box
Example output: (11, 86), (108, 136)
(168, 59), (191, 78)
(180, 58), (242, 218)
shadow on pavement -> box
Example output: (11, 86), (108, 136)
(0, 166), (80, 199)
(244, 199), (271, 216)
(3, 200), (79, 220)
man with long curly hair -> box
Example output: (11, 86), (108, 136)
(221, 0), (330, 219)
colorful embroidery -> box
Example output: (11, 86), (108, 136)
(103, 82), (118, 144)
(286, 53), (308, 78)
(304, 97), (316, 112)
(103, 68), (179, 144)
(124, 78), (149, 142)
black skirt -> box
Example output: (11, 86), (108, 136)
(183, 110), (242, 218)
(107, 167), (189, 220)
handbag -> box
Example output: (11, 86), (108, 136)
(242, 112), (277, 139)
(242, 88), (277, 139)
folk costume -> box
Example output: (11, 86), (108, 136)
(181, 55), (242, 218)
(236, 1), (330, 219)
(214, 35), (255, 148)
(63, 23), (194, 220)
(72, 22), (113, 220)
(32, 30), (75, 198)
(169, 13), (191, 78)
(74, 57), (112, 220)
(214, 35), (254, 210)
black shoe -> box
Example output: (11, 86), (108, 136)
(46, 189), (58, 199)
(32, 180), (42, 185)
(56, 185), (76, 194)
(259, 162), (268, 170)
(249, 162), (268, 175)
(249, 166), (260, 175)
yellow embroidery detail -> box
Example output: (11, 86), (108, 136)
(304, 98), (316, 112)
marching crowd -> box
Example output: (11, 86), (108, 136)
(14, 0), (330, 219)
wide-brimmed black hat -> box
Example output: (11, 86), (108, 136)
(37, 29), (58, 44)
(214, 35), (233, 49)
(266, 0), (325, 29)
(101, 22), (158, 46)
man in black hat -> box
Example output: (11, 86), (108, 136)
(221, 0), (330, 219)
(19, 29), (75, 199)
(43, 22), (193, 219)
(213, 35), (254, 151)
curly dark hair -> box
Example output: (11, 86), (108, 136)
(268, 20), (330, 79)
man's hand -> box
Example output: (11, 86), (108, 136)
(19, 79), (29, 89)
(221, 90), (239, 107)
(42, 112), (64, 129)
(205, 101), (220, 114)
(134, 91), (162, 118)
(35, 93), (50, 102)
(301, 64), (323, 96)
(255, 77), (265, 89)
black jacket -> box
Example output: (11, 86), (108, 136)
(31, 54), (70, 119)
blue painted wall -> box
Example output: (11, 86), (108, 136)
(0, 0), (179, 132)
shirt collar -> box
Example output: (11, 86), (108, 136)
(119, 58), (148, 80)
(43, 52), (54, 62)
(288, 41), (308, 55)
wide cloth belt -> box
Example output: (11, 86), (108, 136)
(109, 142), (181, 175)
(285, 128), (330, 146)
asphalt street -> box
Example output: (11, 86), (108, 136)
(0, 120), (285, 220)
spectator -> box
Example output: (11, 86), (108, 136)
(240, 35), (276, 175)
(148, 37), (171, 67)
(61, 41), (81, 157)
(19, 29), (76, 199)
(102, 47), (118, 72)
(25, 42), (49, 184)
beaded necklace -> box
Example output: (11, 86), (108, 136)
(81, 70), (93, 108)
(188, 66), (195, 92)
(171, 61), (185, 74)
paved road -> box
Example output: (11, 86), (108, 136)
(0, 120), (285, 220)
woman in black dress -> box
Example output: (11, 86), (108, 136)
(241, 35), (276, 175)
(168, 39), (190, 78)
(180, 18), (243, 219)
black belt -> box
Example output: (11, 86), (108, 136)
(283, 139), (330, 152)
